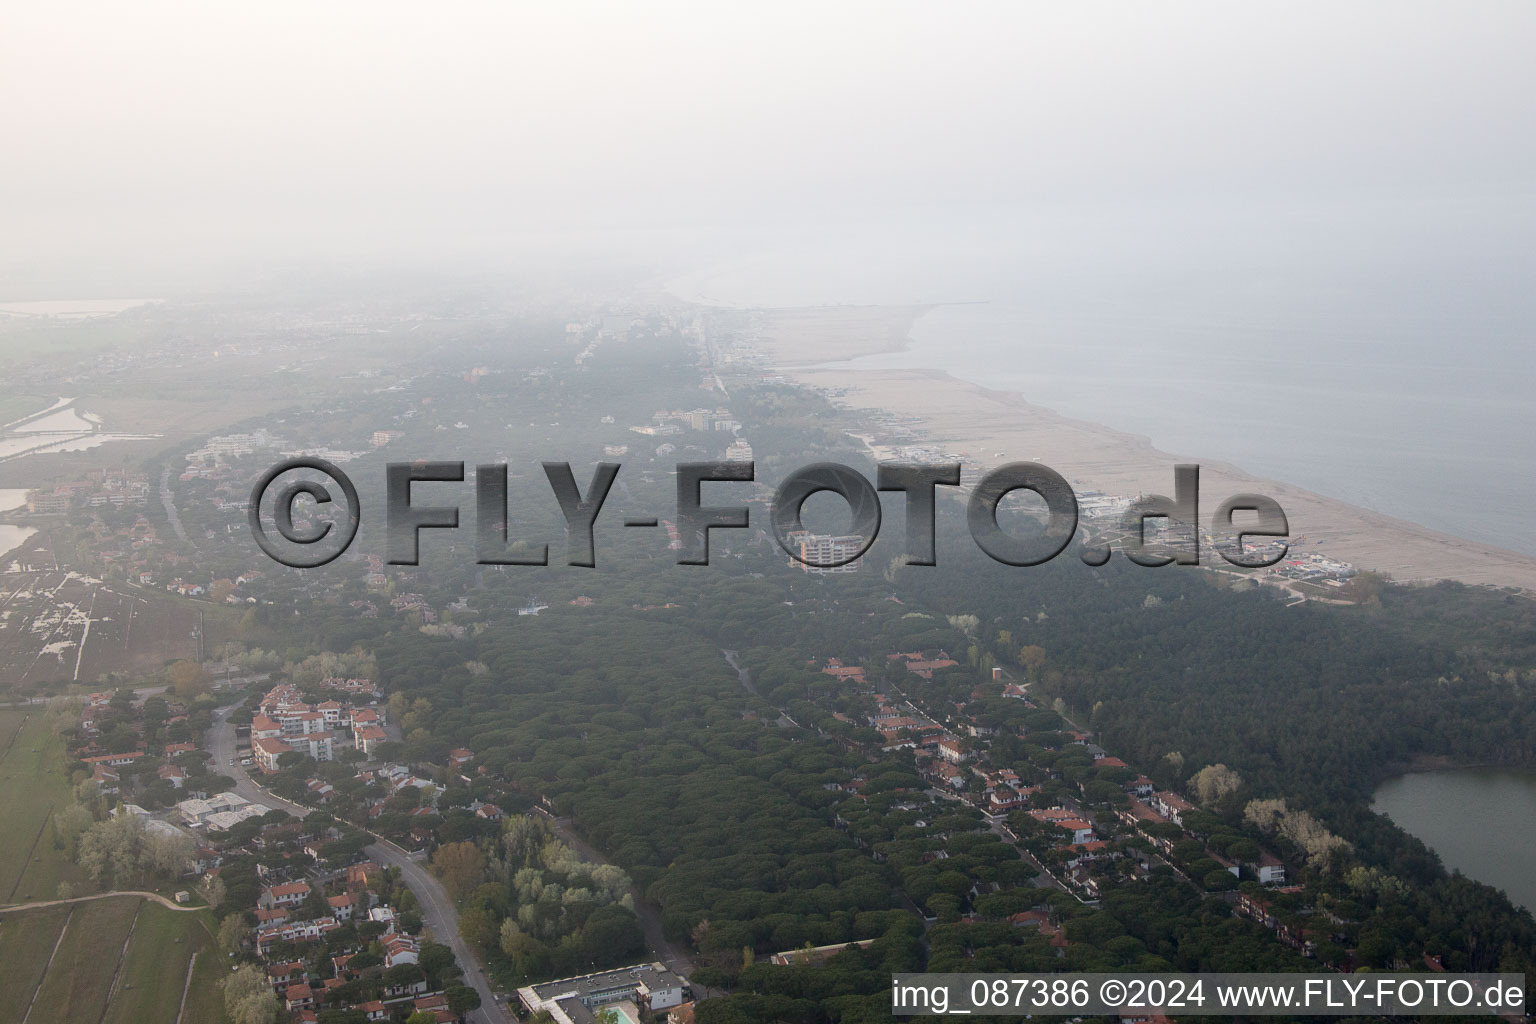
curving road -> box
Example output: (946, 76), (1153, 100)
(207, 706), (507, 1023)
(365, 836), (507, 1021)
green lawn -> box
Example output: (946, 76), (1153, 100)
(0, 710), (26, 757)
(0, 902), (71, 1024)
(102, 902), (214, 1024)
(180, 940), (236, 1024)
(0, 708), (86, 901)
(27, 894), (142, 1024)
(0, 898), (219, 1024)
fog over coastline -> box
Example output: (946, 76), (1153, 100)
(4, 2), (1533, 553)
(668, 194), (1536, 556)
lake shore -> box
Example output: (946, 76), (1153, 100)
(1374, 767), (1536, 912)
(751, 304), (1536, 592)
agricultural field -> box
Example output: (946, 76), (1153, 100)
(0, 708), (85, 902)
(0, 707), (224, 1023)
(101, 901), (218, 1024)
(0, 902), (70, 1024)
(0, 896), (218, 1024)
(27, 895), (144, 1023)
(0, 570), (201, 688)
(180, 934), (236, 1024)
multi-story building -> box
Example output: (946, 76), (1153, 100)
(253, 736), (294, 773)
(258, 881), (311, 910)
(785, 531), (865, 573)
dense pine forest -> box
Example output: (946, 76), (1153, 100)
(50, 322), (1533, 1023)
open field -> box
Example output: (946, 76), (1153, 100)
(0, 705), (224, 1023)
(101, 901), (216, 1024)
(0, 708), (85, 902)
(26, 895), (142, 1024)
(0, 897), (223, 1024)
(0, 709), (25, 757)
(0, 568), (201, 689)
(181, 938), (235, 1024)
(0, 394), (47, 427)
(0, 315), (163, 366)
(0, 903), (70, 1024)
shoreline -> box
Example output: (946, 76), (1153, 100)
(1387, 755), (1536, 777)
(737, 302), (1536, 592)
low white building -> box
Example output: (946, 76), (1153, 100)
(205, 806), (269, 831)
(179, 792), (255, 825)
(518, 963), (689, 1024)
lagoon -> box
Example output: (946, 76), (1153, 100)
(1373, 768), (1536, 912)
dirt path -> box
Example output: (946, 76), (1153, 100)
(0, 889), (202, 914)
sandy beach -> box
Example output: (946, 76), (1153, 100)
(752, 305), (1536, 592)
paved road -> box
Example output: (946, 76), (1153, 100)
(366, 836), (507, 1021)
(207, 706), (507, 1023)
(159, 466), (188, 544)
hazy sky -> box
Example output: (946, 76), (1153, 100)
(4, 2), (1535, 290)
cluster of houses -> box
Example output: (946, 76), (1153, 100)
(75, 690), (209, 799)
(80, 721), (469, 1022)
(630, 406), (740, 436)
(350, 763), (445, 847)
(794, 649), (1353, 982)
(167, 764), (466, 1023)
(25, 469), (150, 514)
(622, 404), (753, 464)
(19, 465), (280, 589)
(1235, 887), (1321, 959)
(243, 846), (455, 1021)
(248, 681), (388, 771)
(266, 749), (497, 852)
(1267, 551), (1359, 587)
(817, 652), (1293, 906)
(66, 511), (177, 583)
